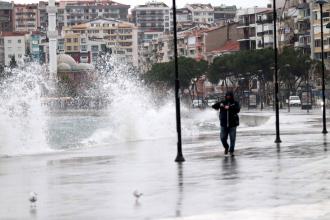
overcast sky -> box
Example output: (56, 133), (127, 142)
(10, 0), (270, 9)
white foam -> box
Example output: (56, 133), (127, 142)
(0, 63), (52, 156)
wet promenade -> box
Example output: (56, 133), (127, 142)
(1, 109), (330, 219)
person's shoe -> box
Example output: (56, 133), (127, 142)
(224, 147), (228, 156)
(230, 152), (235, 157)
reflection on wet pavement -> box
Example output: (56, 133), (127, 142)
(1, 110), (330, 219)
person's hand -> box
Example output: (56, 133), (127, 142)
(225, 105), (229, 110)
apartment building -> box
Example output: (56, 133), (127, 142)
(186, 4), (214, 24)
(0, 1), (14, 32)
(176, 8), (192, 22)
(64, 33), (80, 62)
(38, 1), (63, 32)
(63, 18), (138, 66)
(62, 0), (129, 27)
(138, 34), (173, 72)
(256, 10), (274, 49)
(236, 7), (270, 50)
(138, 22), (243, 72)
(13, 4), (39, 32)
(214, 5), (237, 24)
(293, 2), (311, 54)
(131, 2), (171, 44)
(29, 31), (47, 63)
(313, 2), (330, 60)
(0, 32), (27, 66)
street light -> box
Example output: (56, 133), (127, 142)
(316, 0), (328, 134)
(172, 0), (185, 162)
(257, 70), (264, 110)
(305, 59), (312, 113)
(272, 0), (281, 143)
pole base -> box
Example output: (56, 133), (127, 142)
(274, 137), (282, 143)
(322, 129), (328, 134)
(175, 154), (185, 163)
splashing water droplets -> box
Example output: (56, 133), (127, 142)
(83, 55), (177, 145)
(0, 63), (51, 156)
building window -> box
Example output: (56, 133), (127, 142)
(66, 38), (72, 43)
(315, 39), (321, 47)
(81, 45), (87, 51)
(67, 46), (72, 51)
(91, 45), (98, 52)
(74, 38), (78, 43)
(18, 39), (22, 43)
(74, 46), (78, 51)
(7, 40), (11, 44)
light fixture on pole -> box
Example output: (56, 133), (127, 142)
(316, 0), (328, 134)
(272, 0), (281, 143)
(172, 0), (185, 162)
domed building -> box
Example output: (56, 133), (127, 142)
(57, 54), (94, 84)
(56, 53), (96, 98)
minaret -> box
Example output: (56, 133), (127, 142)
(47, 0), (57, 79)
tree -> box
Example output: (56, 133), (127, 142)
(144, 57), (208, 90)
(9, 56), (17, 69)
(278, 47), (311, 95)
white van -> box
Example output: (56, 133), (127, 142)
(289, 96), (301, 106)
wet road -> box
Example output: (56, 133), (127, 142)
(1, 109), (330, 219)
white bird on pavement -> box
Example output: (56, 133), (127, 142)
(133, 190), (143, 200)
(29, 192), (37, 205)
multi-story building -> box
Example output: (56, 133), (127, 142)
(0, 32), (27, 66)
(256, 10), (274, 49)
(64, 33), (80, 62)
(176, 8), (192, 22)
(29, 31), (47, 63)
(0, 1), (14, 32)
(61, 0), (129, 27)
(186, 4), (214, 24)
(38, 1), (62, 32)
(131, 2), (171, 44)
(313, 2), (330, 60)
(13, 4), (39, 32)
(63, 18), (138, 66)
(236, 7), (270, 50)
(214, 5), (237, 24)
(138, 23), (244, 71)
(293, 2), (311, 55)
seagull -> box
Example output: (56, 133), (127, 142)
(133, 190), (143, 200)
(29, 192), (37, 205)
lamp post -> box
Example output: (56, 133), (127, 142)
(258, 70), (264, 110)
(316, 0), (328, 134)
(172, 0), (185, 162)
(272, 0), (281, 143)
(281, 64), (291, 113)
(305, 60), (311, 113)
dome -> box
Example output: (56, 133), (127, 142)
(58, 63), (72, 71)
(57, 54), (77, 67)
(76, 63), (94, 70)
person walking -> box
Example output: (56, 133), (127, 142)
(212, 91), (240, 156)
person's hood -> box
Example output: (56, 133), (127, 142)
(225, 91), (234, 101)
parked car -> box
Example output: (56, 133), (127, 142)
(289, 96), (301, 106)
(191, 99), (204, 108)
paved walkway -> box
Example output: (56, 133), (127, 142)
(1, 110), (330, 219)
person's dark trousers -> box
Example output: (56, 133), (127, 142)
(220, 126), (237, 153)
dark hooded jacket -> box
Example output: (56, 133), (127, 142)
(212, 91), (240, 128)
